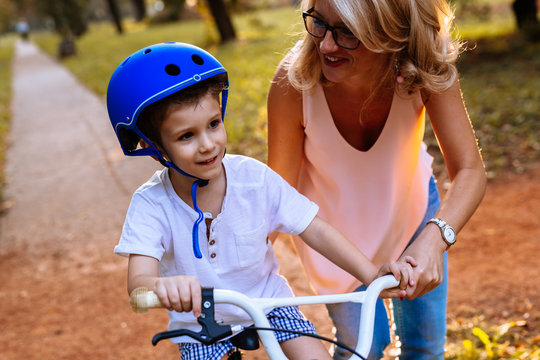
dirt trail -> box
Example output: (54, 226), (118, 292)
(1, 41), (538, 359)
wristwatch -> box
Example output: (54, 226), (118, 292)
(427, 218), (456, 248)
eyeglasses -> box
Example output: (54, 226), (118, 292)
(302, 7), (361, 50)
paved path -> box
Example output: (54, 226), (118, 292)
(0, 41), (176, 359)
(1, 40), (157, 251)
(3, 40), (538, 360)
(0, 41), (317, 360)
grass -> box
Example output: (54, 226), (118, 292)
(454, 2), (540, 179)
(31, 7), (305, 161)
(4, 4), (540, 358)
(30, 5), (539, 179)
(0, 35), (14, 201)
(422, 3), (540, 182)
(445, 316), (540, 359)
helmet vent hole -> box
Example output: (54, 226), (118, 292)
(165, 64), (180, 76)
(192, 54), (204, 65)
(144, 49), (151, 54)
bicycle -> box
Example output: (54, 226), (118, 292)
(129, 274), (399, 360)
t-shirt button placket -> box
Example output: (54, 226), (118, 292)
(208, 233), (217, 261)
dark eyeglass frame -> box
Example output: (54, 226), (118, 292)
(302, 7), (361, 50)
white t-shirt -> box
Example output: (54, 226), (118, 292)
(115, 154), (319, 342)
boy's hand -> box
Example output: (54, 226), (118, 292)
(153, 275), (202, 317)
(377, 256), (417, 299)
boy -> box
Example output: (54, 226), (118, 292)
(107, 42), (416, 360)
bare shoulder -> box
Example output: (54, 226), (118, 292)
(267, 57), (306, 184)
(268, 60), (303, 121)
(269, 60), (301, 101)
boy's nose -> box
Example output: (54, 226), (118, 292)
(199, 132), (215, 152)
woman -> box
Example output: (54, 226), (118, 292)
(267, 0), (487, 359)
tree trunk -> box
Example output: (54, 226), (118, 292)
(163, 0), (185, 21)
(512, 0), (538, 29)
(205, 0), (236, 43)
(131, 0), (146, 22)
(38, 0), (88, 37)
(106, 0), (123, 34)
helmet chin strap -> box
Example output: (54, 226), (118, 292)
(159, 157), (208, 259)
(190, 179), (207, 259)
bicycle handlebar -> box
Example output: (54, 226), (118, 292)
(129, 275), (399, 360)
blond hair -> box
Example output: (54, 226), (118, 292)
(287, 0), (462, 94)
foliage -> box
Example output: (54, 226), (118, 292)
(0, 35), (14, 200)
(162, 0), (187, 21)
(420, 3), (540, 183)
(459, 38), (539, 178)
(2, 3), (540, 358)
(446, 316), (540, 359)
(453, 2), (540, 178)
(31, 6), (303, 161)
(31, 4), (540, 175)
(0, 0), (16, 33)
(22, 2), (540, 177)
(35, 0), (89, 37)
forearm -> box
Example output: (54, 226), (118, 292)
(299, 217), (378, 285)
(402, 166), (486, 264)
(427, 79), (487, 235)
(127, 254), (161, 294)
(435, 166), (486, 234)
(399, 163), (486, 298)
(127, 273), (161, 295)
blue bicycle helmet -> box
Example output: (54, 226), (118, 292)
(107, 42), (228, 162)
(106, 42), (229, 259)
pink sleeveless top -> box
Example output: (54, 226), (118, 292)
(294, 83), (433, 295)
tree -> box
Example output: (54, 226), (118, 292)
(158, 0), (236, 43)
(37, 0), (88, 37)
(35, 0), (89, 57)
(163, 0), (186, 22)
(131, 0), (146, 22)
(106, 0), (123, 34)
(511, 0), (539, 40)
(0, 0), (16, 34)
(205, 0), (235, 43)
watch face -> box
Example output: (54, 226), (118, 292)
(444, 228), (456, 243)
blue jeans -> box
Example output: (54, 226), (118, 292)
(326, 176), (447, 360)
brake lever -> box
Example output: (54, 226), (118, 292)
(152, 287), (234, 346)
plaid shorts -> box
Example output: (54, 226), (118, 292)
(178, 306), (317, 360)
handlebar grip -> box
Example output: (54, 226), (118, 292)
(129, 287), (163, 313)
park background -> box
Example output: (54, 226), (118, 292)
(0, 0), (538, 359)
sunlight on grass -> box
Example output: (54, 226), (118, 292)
(456, 16), (515, 40)
(0, 35), (15, 200)
(24, 3), (540, 177)
(32, 6), (303, 162)
(446, 315), (540, 359)
(4, 4), (540, 359)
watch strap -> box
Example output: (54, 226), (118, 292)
(427, 218), (456, 247)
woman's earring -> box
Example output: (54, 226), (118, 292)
(395, 58), (404, 84)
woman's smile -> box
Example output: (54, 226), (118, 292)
(323, 54), (347, 67)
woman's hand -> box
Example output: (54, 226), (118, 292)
(398, 225), (447, 299)
(153, 275), (202, 316)
(377, 256), (417, 298)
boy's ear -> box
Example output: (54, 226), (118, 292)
(139, 138), (151, 149)
(139, 139), (164, 163)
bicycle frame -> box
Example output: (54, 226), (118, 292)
(215, 275), (397, 359)
(130, 275), (399, 360)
